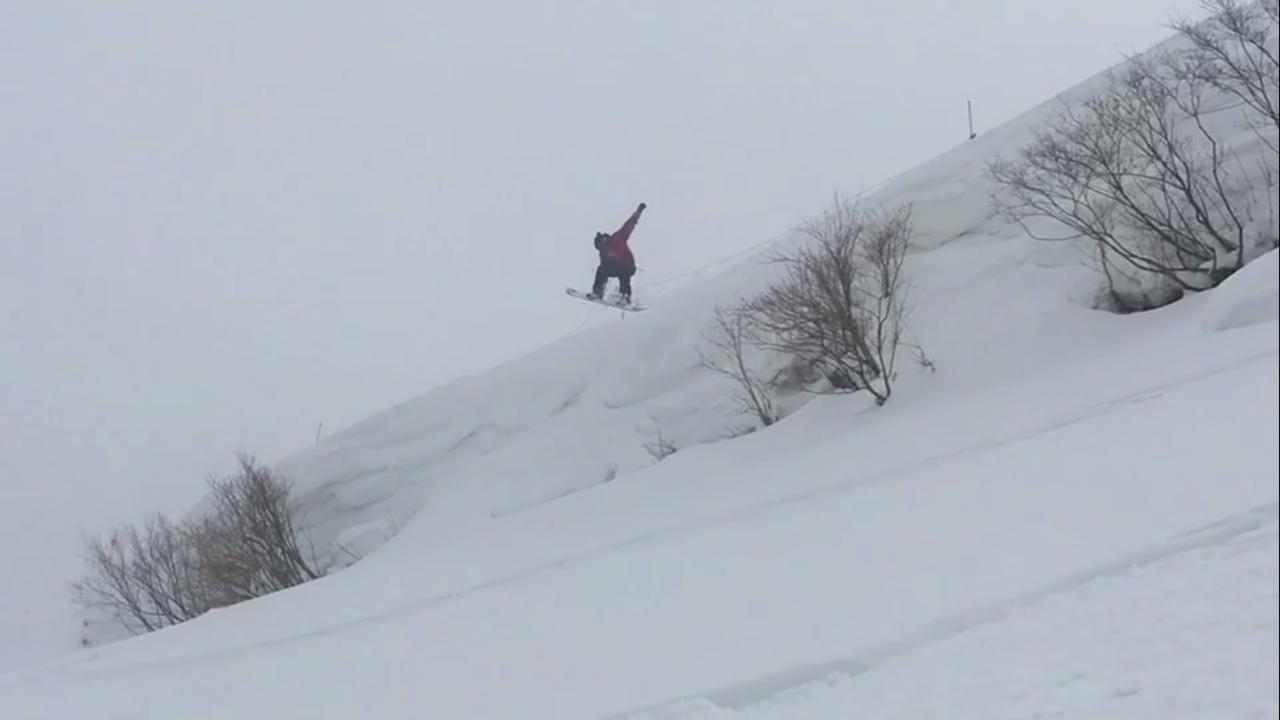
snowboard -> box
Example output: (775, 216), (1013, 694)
(565, 287), (647, 311)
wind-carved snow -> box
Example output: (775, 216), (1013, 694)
(1203, 249), (1280, 333)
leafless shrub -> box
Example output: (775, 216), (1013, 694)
(188, 454), (321, 607)
(1175, 0), (1280, 252)
(70, 514), (210, 634)
(740, 199), (914, 406)
(698, 306), (778, 427)
(989, 1), (1277, 306)
(1173, 0), (1279, 151)
(71, 454), (323, 637)
(990, 65), (1246, 289)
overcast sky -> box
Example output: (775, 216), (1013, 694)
(2, 0), (1200, 668)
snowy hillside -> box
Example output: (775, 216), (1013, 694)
(4, 17), (1278, 720)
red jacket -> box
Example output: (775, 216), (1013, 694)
(600, 206), (643, 269)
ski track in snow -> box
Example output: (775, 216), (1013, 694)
(607, 502), (1280, 719)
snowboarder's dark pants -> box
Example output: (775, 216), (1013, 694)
(593, 262), (635, 298)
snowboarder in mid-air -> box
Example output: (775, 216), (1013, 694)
(586, 202), (646, 304)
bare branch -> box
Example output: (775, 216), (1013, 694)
(189, 454), (321, 607)
(738, 198), (915, 405)
(1171, 0), (1279, 145)
(69, 517), (210, 635)
(643, 429), (679, 461)
(987, 27), (1273, 304)
(698, 305), (779, 427)
(71, 453), (325, 637)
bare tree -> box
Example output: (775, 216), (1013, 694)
(1172, 0), (1279, 151)
(741, 199), (914, 406)
(72, 528), (156, 634)
(71, 454), (324, 637)
(989, 1), (1278, 307)
(698, 306), (778, 428)
(70, 515), (209, 634)
(189, 454), (321, 607)
(988, 55), (1262, 302)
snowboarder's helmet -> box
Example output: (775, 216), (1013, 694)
(594, 232), (609, 249)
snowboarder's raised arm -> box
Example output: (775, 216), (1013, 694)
(611, 202), (646, 245)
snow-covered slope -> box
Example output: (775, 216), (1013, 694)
(3, 27), (1278, 719)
